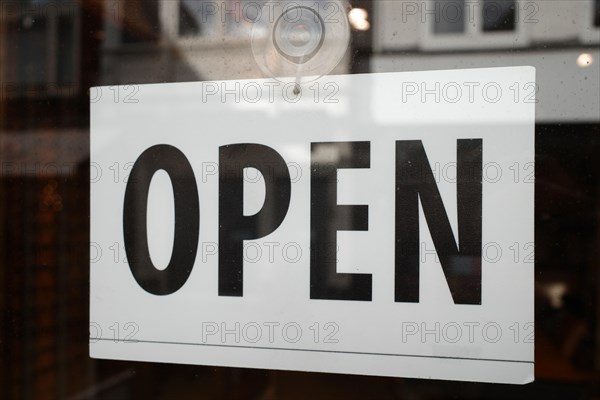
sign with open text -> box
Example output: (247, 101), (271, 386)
(90, 67), (535, 384)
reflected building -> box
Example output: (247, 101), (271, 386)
(368, 0), (600, 377)
(99, 0), (350, 85)
(0, 0), (599, 399)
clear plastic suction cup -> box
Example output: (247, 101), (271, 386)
(251, 0), (351, 85)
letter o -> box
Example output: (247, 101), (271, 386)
(123, 145), (199, 295)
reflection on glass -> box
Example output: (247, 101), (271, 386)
(178, 0), (264, 38)
(121, 0), (160, 44)
(179, 0), (218, 37)
(482, 0), (516, 32)
(57, 16), (74, 85)
(226, 0), (265, 37)
(1, 0), (599, 398)
(6, 17), (48, 86)
(433, 0), (465, 34)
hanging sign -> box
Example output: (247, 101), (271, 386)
(90, 67), (535, 384)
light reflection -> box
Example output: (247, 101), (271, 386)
(576, 53), (594, 68)
(348, 8), (370, 31)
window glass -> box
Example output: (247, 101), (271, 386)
(7, 17), (48, 86)
(1, 1), (599, 399)
(121, 0), (160, 44)
(57, 16), (75, 85)
(482, 0), (516, 32)
(433, 0), (465, 34)
(179, 0), (219, 37)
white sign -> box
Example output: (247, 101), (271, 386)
(90, 67), (535, 384)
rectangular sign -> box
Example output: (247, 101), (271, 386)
(91, 67), (535, 384)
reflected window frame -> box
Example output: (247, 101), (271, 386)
(0, 1), (81, 98)
(103, 1), (259, 50)
(172, 0), (260, 46)
(580, 0), (600, 44)
(420, 0), (530, 51)
(103, 0), (162, 49)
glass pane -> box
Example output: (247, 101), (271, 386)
(434, 0), (465, 34)
(179, 0), (220, 37)
(6, 17), (48, 86)
(225, 0), (264, 37)
(57, 16), (74, 85)
(121, 0), (160, 44)
(179, 0), (201, 37)
(483, 0), (516, 32)
(1, 0), (599, 398)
